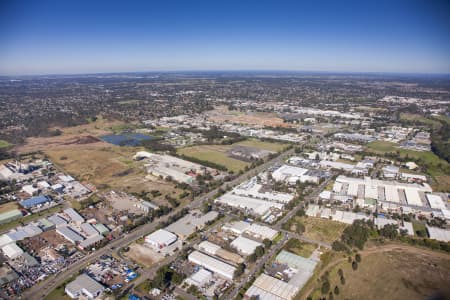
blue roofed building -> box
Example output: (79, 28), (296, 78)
(19, 195), (51, 209)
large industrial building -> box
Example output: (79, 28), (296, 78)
(0, 209), (23, 225)
(245, 250), (318, 300)
(222, 221), (251, 235)
(188, 250), (236, 280)
(63, 208), (85, 224)
(19, 195), (51, 209)
(2, 243), (24, 259)
(165, 211), (218, 239)
(306, 204), (414, 235)
(215, 175), (295, 217)
(232, 177), (294, 204)
(275, 250), (318, 291)
(271, 165), (321, 185)
(198, 241), (244, 265)
(332, 175), (433, 208)
(56, 226), (84, 244)
(231, 236), (262, 256)
(145, 229), (178, 250)
(215, 193), (284, 216)
(427, 226), (450, 242)
(65, 273), (105, 299)
(134, 151), (216, 184)
(245, 273), (298, 300)
(244, 223), (279, 241)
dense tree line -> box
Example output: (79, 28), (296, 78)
(431, 119), (450, 163)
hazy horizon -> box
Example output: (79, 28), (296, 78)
(1, 0), (449, 75)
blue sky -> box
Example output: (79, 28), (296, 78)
(0, 0), (449, 75)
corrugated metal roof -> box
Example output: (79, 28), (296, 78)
(56, 226), (84, 243)
(231, 236), (262, 255)
(63, 208), (84, 223)
(81, 223), (99, 237)
(94, 223), (109, 235)
(79, 234), (103, 249)
(188, 250), (236, 280)
(48, 215), (68, 226)
(275, 250), (317, 271)
(0, 209), (22, 222)
(19, 195), (50, 208)
(65, 274), (104, 296)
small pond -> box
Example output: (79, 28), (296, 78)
(100, 133), (154, 146)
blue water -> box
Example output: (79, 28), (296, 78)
(100, 133), (153, 146)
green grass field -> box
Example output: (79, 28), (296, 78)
(177, 138), (288, 173)
(283, 238), (317, 258)
(178, 144), (249, 173)
(285, 216), (347, 244)
(44, 285), (71, 300)
(400, 113), (442, 129)
(235, 139), (289, 152)
(0, 140), (11, 148)
(412, 220), (427, 237)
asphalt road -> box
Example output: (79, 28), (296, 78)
(26, 148), (295, 300)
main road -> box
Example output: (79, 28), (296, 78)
(26, 148), (295, 300)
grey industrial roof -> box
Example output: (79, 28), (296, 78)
(81, 223), (99, 237)
(63, 208), (84, 223)
(165, 211), (218, 238)
(79, 234), (103, 249)
(94, 223), (109, 235)
(0, 209), (23, 222)
(65, 273), (104, 296)
(56, 226), (84, 243)
(48, 215), (68, 226)
(275, 250), (317, 271)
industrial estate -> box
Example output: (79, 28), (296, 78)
(0, 72), (449, 300)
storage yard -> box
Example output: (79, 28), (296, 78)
(134, 151), (220, 184)
(123, 243), (163, 268)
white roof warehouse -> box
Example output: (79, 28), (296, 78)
(188, 250), (236, 280)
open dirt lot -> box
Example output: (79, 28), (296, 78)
(43, 143), (181, 203)
(15, 117), (125, 154)
(124, 243), (163, 268)
(13, 119), (184, 202)
(285, 216), (347, 244)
